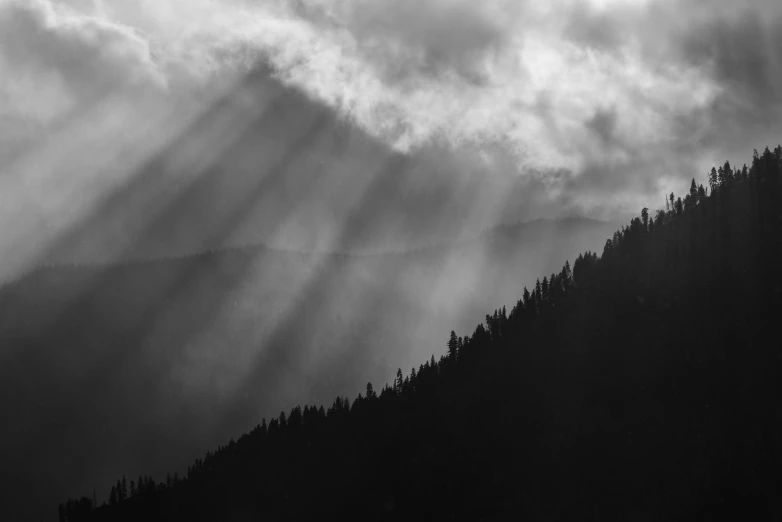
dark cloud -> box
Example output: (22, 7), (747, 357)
(563, 4), (627, 55)
(299, 0), (511, 85)
(585, 107), (620, 150)
(679, 9), (782, 120)
(649, 2), (782, 178)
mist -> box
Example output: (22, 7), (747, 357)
(0, 44), (618, 522)
(0, 216), (615, 520)
(3, 0), (782, 520)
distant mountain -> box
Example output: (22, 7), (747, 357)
(0, 217), (615, 522)
(56, 146), (782, 521)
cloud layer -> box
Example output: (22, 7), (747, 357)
(2, 0), (782, 259)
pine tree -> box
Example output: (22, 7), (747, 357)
(709, 167), (719, 192)
(366, 382), (376, 400)
(723, 161), (734, 184)
(534, 279), (542, 306)
(288, 406), (302, 429)
(541, 276), (549, 305)
(447, 330), (459, 360)
(697, 184), (707, 205)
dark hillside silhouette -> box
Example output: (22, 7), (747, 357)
(57, 145), (782, 520)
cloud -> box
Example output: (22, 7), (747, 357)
(2, 0), (782, 232)
(0, 0), (166, 122)
(678, 7), (782, 122)
(319, 0), (513, 86)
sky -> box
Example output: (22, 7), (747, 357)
(1, 0), (782, 271)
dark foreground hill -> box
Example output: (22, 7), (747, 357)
(59, 146), (782, 521)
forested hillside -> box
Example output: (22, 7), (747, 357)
(60, 146), (782, 521)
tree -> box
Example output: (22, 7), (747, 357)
(365, 382), (376, 400)
(561, 260), (573, 289)
(723, 161), (734, 184)
(541, 276), (549, 304)
(697, 184), (707, 205)
(288, 406), (302, 429)
(683, 194), (694, 212)
(709, 167), (719, 192)
(641, 208), (649, 230)
(654, 209), (666, 227)
(535, 279), (542, 307)
(447, 330), (459, 360)
(395, 368), (404, 391)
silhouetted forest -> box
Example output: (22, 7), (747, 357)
(59, 146), (782, 520)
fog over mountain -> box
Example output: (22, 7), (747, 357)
(2, 0), (782, 520)
(1, 217), (615, 520)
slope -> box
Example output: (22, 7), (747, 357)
(59, 147), (782, 520)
